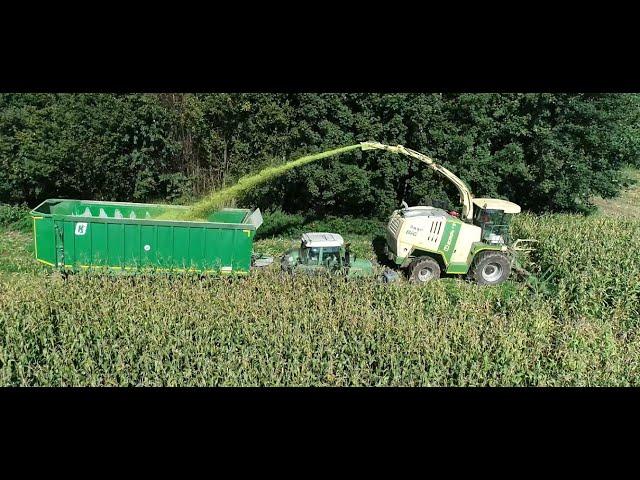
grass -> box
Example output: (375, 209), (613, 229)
(592, 167), (640, 219)
(0, 227), (37, 276)
(1, 202), (639, 385)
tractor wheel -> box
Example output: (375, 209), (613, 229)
(469, 251), (511, 286)
(408, 257), (441, 284)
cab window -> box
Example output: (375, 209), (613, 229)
(475, 208), (506, 226)
(321, 246), (341, 265)
(474, 208), (512, 244)
(307, 247), (321, 264)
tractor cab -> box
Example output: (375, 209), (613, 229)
(299, 232), (347, 269)
(280, 232), (374, 278)
(472, 198), (521, 245)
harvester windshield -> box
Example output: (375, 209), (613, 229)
(474, 208), (512, 244)
(471, 198), (521, 245)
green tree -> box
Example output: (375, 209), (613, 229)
(2, 93), (639, 216)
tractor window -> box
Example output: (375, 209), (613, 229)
(321, 247), (341, 266)
(307, 247), (321, 265)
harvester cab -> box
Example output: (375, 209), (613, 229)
(281, 232), (374, 278)
(471, 198), (521, 245)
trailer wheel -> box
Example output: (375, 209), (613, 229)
(408, 257), (441, 284)
(469, 251), (511, 286)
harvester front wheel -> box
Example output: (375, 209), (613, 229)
(408, 257), (441, 284)
(469, 251), (511, 286)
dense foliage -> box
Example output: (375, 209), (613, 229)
(1, 213), (639, 386)
(0, 203), (31, 231)
(2, 93), (639, 217)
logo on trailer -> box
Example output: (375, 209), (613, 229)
(75, 223), (88, 236)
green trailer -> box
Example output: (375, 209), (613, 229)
(30, 199), (263, 274)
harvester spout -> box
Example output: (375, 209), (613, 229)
(359, 141), (475, 221)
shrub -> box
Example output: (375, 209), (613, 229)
(0, 203), (31, 231)
(256, 210), (383, 239)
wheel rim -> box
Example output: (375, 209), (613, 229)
(417, 267), (434, 282)
(481, 262), (503, 282)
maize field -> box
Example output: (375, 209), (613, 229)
(1, 210), (639, 386)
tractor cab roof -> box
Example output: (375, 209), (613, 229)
(472, 198), (521, 214)
(301, 232), (344, 248)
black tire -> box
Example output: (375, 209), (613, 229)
(469, 251), (511, 286)
(408, 257), (441, 284)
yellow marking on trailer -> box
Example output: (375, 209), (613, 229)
(32, 216), (43, 259)
(61, 264), (245, 275)
(243, 229), (251, 237)
(36, 258), (55, 267)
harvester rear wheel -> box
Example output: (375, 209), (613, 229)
(469, 251), (511, 286)
(408, 257), (441, 284)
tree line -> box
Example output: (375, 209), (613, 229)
(1, 93), (638, 218)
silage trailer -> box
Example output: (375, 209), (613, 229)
(30, 199), (264, 274)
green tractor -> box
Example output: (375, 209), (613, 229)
(280, 232), (376, 278)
